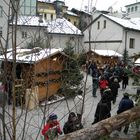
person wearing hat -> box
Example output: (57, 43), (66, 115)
(63, 112), (83, 134)
(110, 78), (120, 104)
(41, 113), (62, 140)
(117, 93), (134, 134)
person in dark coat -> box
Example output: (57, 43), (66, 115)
(122, 72), (129, 90)
(92, 95), (111, 124)
(102, 86), (113, 111)
(110, 78), (120, 104)
(92, 69), (99, 97)
(63, 112), (83, 134)
(117, 93), (134, 134)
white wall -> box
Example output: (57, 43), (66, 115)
(126, 3), (140, 18)
(126, 31), (140, 56)
(83, 16), (124, 54)
(83, 15), (140, 57)
(8, 25), (83, 53)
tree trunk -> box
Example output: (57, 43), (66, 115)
(60, 106), (140, 140)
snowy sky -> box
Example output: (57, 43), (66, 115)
(64, 0), (139, 11)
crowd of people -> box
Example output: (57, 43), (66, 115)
(41, 60), (135, 139)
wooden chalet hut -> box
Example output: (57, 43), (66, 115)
(0, 48), (67, 101)
(86, 49), (122, 68)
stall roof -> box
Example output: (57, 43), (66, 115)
(91, 49), (122, 57)
(0, 48), (64, 64)
(135, 58), (140, 66)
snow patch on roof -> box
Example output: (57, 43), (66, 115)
(66, 11), (78, 16)
(0, 48), (63, 63)
(13, 16), (82, 35)
(135, 58), (140, 65)
(92, 49), (122, 57)
(104, 14), (140, 31)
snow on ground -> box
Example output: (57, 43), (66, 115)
(0, 72), (138, 139)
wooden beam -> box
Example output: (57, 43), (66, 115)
(84, 40), (122, 43)
(60, 106), (140, 140)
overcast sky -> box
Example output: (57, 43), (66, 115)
(64, 0), (139, 11)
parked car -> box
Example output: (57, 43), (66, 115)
(132, 66), (140, 74)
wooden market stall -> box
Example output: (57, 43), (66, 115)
(0, 48), (67, 103)
(86, 49), (122, 68)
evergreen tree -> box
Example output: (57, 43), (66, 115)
(61, 42), (84, 97)
(122, 48), (129, 66)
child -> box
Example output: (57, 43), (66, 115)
(41, 113), (62, 140)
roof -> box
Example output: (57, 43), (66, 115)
(66, 11), (78, 17)
(37, 0), (53, 4)
(125, 2), (140, 7)
(104, 14), (140, 31)
(12, 16), (82, 35)
(71, 8), (92, 16)
(84, 14), (140, 32)
(0, 48), (64, 64)
(91, 49), (122, 57)
(135, 58), (140, 66)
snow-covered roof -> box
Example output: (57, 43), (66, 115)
(103, 14), (140, 31)
(0, 48), (63, 63)
(92, 49), (122, 57)
(37, 0), (52, 3)
(37, 0), (64, 3)
(12, 16), (82, 35)
(46, 18), (81, 34)
(66, 11), (78, 17)
(135, 58), (140, 66)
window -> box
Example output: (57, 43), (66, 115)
(0, 27), (2, 37)
(97, 21), (100, 29)
(135, 6), (138, 11)
(51, 14), (53, 20)
(70, 36), (74, 40)
(129, 38), (135, 49)
(103, 20), (106, 28)
(74, 21), (77, 26)
(44, 13), (47, 19)
(22, 31), (27, 38)
(0, 6), (3, 17)
(131, 7), (134, 12)
(128, 8), (130, 13)
(68, 19), (71, 22)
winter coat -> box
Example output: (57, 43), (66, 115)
(63, 117), (83, 134)
(102, 88), (113, 111)
(110, 81), (120, 97)
(42, 121), (62, 140)
(122, 73), (129, 85)
(73, 95), (84, 115)
(117, 96), (134, 114)
(94, 99), (111, 123)
(99, 79), (108, 90)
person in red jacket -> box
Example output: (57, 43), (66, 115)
(99, 76), (109, 96)
(41, 113), (62, 140)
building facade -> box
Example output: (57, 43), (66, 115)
(83, 14), (140, 57)
(37, 0), (79, 27)
(125, 2), (140, 18)
(8, 16), (83, 53)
